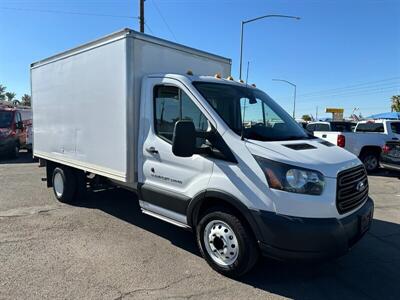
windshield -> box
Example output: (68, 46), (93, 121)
(0, 111), (13, 128)
(193, 82), (310, 141)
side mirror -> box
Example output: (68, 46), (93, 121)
(172, 120), (196, 157)
(16, 121), (24, 130)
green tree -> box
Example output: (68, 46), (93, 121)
(5, 92), (16, 102)
(21, 94), (31, 106)
(302, 114), (312, 121)
(391, 95), (400, 112)
(0, 84), (6, 101)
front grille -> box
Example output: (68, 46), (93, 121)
(336, 165), (369, 214)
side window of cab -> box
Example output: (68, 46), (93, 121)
(153, 85), (208, 144)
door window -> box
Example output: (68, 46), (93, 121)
(154, 85), (208, 143)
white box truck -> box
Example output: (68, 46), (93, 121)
(32, 29), (374, 277)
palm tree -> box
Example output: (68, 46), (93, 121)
(21, 94), (31, 106)
(391, 95), (400, 112)
(5, 92), (16, 102)
(0, 84), (6, 101)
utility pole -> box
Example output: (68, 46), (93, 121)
(272, 79), (297, 118)
(139, 0), (145, 33)
(239, 14), (300, 80)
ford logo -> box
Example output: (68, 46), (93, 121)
(356, 181), (366, 192)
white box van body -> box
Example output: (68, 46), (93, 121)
(32, 29), (374, 277)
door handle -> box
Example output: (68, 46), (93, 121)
(146, 146), (159, 154)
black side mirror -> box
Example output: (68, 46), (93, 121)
(172, 120), (196, 157)
(16, 121), (24, 130)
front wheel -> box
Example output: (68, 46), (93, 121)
(196, 209), (259, 278)
(9, 143), (19, 159)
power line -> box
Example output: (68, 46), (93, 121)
(144, 22), (154, 35)
(299, 84), (400, 101)
(150, 0), (178, 42)
(298, 77), (400, 97)
(0, 6), (138, 19)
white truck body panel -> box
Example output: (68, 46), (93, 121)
(32, 29), (231, 184)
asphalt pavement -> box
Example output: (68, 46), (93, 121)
(1, 151), (400, 299)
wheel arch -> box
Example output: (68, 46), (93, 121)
(359, 145), (382, 157)
(187, 189), (263, 242)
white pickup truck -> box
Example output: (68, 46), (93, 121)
(313, 120), (400, 172)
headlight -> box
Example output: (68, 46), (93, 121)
(253, 155), (325, 195)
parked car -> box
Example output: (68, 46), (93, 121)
(0, 106), (27, 158)
(380, 141), (400, 172)
(32, 28), (373, 277)
(306, 121), (356, 133)
(313, 120), (400, 172)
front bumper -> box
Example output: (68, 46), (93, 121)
(252, 198), (374, 261)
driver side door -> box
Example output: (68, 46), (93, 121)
(139, 77), (215, 225)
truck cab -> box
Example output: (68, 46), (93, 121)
(136, 73), (373, 275)
(0, 106), (26, 158)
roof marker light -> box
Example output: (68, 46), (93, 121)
(239, 79), (244, 83)
(186, 70), (193, 75)
(251, 83), (256, 87)
(227, 75), (234, 81)
(214, 73), (221, 79)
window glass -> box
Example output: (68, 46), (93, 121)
(331, 122), (355, 132)
(194, 82), (310, 141)
(306, 124), (315, 132)
(315, 123), (330, 131)
(390, 122), (400, 134)
(0, 111), (13, 128)
(356, 123), (384, 133)
(154, 85), (208, 143)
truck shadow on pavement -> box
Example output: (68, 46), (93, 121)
(0, 151), (36, 164)
(73, 189), (400, 299)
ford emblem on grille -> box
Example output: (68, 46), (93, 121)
(356, 181), (366, 192)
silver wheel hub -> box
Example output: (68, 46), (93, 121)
(203, 220), (239, 266)
(53, 172), (64, 197)
(364, 156), (377, 170)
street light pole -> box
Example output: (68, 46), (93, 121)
(239, 14), (300, 80)
(272, 79), (297, 118)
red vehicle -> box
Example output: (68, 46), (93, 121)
(0, 105), (32, 158)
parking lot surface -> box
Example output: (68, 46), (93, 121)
(1, 151), (400, 299)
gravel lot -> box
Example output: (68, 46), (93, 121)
(1, 151), (400, 300)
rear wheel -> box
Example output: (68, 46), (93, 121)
(52, 167), (76, 203)
(196, 209), (259, 278)
(360, 152), (379, 172)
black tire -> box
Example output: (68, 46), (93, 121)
(360, 152), (379, 173)
(9, 143), (19, 159)
(196, 208), (259, 278)
(52, 167), (76, 203)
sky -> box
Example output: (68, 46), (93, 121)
(0, 0), (399, 119)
